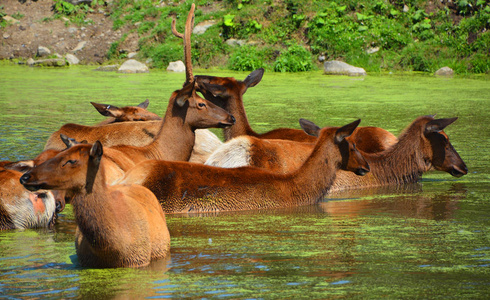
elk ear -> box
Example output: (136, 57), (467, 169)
(243, 68), (264, 88)
(425, 117), (458, 134)
(91, 102), (122, 118)
(174, 82), (195, 107)
(335, 119), (361, 143)
(89, 141), (104, 161)
(60, 134), (80, 149)
(137, 99), (150, 109)
(299, 118), (321, 137)
(4, 160), (35, 173)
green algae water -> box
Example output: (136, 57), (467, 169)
(0, 64), (489, 298)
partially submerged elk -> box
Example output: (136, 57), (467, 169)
(91, 99), (161, 125)
(207, 116), (467, 192)
(20, 141), (170, 268)
(302, 115), (468, 192)
(117, 119), (369, 214)
(194, 68), (398, 154)
(0, 163), (57, 230)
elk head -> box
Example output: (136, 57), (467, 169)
(91, 99), (161, 122)
(301, 118), (370, 176)
(423, 117), (468, 177)
(20, 142), (103, 194)
(172, 80), (236, 129)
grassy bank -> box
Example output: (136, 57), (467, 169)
(4, 0), (489, 74)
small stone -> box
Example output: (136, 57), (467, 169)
(37, 46), (51, 57)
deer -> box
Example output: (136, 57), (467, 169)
(1, 163), (58, 230)
(193, 68), (398, 154)
(20, 141), (171, 268)
(44, 4), (233, 165)
(91, 99), (161, 125)
(116, 119), (370, 214)
(206, 115), (467, 192)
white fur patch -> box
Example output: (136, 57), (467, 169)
(205, 136), (252, 168)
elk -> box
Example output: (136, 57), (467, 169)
(116, 119), (370, 214)
(20, 141), (170, 268)
(194, 68), (398, 154)
(91, 99), (161, 125)
(206, 116), (467, 192)
(0, 163), (58, 230)
(44, 4), (233, 165)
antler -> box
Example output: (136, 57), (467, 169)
(171, 3), (195, 84)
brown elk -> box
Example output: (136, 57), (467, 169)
(206, 116), (467, 192)
(194, 68), (398, 154)
(91, 99), (161, 125)
(20, 141), (170, 268)
(1, 163), (58, 230)
(116, 119), (370, 214)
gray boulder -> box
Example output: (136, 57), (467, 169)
(118, 59), (149, 73)
(324, 60), (366, 76)
(37, 46), (51, 57)
(166, 60), (185, 72)
(193, 20), (216, 35)
(435, 67), (454, 76)
(65, 54), (80, 65)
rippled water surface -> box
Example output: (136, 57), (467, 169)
(0, 64), (489, 298)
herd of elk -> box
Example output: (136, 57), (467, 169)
(205, 115), (468, 192)
(116, 119), (370, 213)
(2, 4), (468, 270)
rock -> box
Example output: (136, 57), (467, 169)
(95, 64), (120, 72)
(366, 47), (379, 54)
(128, 52), (138, 59)
(117, 59), (149, 73)
(3, 33), (10, 39)
(65, 54), (80, 65)
(30, 59), (66, 67)
(68, 27), (78, 34)
(193, 20), (216, 35)
(72, 41), (87, 53)
(403, 5), (409, 13)
(435, 66), (454, 76)
(37, 46), (51, 57)
(27, 58), (35, 66)
(225, 38), (246, 47)
(3, 16), (20, 24)
(324, 60), (367, 76)
(166, 60), (185, 72)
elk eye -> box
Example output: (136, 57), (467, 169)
(198, 102), (206, 108)
(62, 160), (77, 167)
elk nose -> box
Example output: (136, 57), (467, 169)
(19, 173), (31, 185)
(356, 165), (370, 176)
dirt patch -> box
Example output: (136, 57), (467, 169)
(0, 0), (132, 64)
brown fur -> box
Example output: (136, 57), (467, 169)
(118, 120), (370, 214)
(207, 116), (467, 192)
(194, 69), (398, 153)
(20, 142), (170, 268)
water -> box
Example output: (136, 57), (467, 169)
(0, 64), (489, 298)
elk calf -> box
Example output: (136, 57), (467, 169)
(21, 141), (170, 268)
